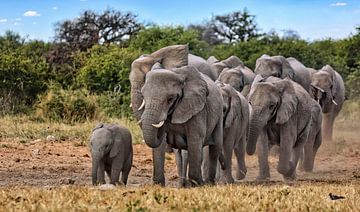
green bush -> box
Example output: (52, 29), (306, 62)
(76, 45), (140, 94)
(36, 86), (99, 123)
(98, 91), (132, 118)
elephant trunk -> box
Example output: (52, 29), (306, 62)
(247, 114), (263, 155)
(142, 104), (163, 148)
(91, 154), (100, 185)
(130, 82), (144, 121)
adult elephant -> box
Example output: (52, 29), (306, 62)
(310, 65), (345, 142)
(130, 45), (218, 185)
(247, 76), (316, 180)
(254, 55), (311, 93)
(139, 65), (223, 186)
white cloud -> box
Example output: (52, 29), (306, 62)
(52, 6), (58, 10)
(32, 22), (37, 25)
(330, 2), (347, 6)
(23, 11), (41, 17)
(0, 18), (7, 23)
(15, 18), (22, 21)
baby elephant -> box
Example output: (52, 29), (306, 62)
(90, 123), (133, 186)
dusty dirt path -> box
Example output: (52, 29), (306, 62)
(1, 122), (360, 187)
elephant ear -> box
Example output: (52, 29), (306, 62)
(251, 74), (265, 88)
(171, 66), (208, 124)
(207, 56), (219, 64)
(322, 65), (338, 98)
(274, 56), (295, 80)
(151, 44), (189, 69)
(151, 62), (163, 71)
(222, 56), (244, 68)
(107, 125), (123, 158)
(223, 85), (242, 128)
(274, 80), (298, 125)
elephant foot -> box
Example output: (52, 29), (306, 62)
(283, 174), (296, 182)
(189, 178), (204, 187)
(178, 178), (187, 188)
(255, 175), (270, 182)
(236, 169), (247, 180)
(153, 179), (165, 187)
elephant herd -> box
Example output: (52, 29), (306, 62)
(91, 44), (345, 187)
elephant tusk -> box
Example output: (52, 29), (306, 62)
(152, 120), (165, 128)
(332, 99), (338, 105)
(137, 119), (142, 125)
(311, 84), (325, 93)
(138, 100), (145, 111)
(129, 103), (132, 108)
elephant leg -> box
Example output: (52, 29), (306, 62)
(277, 125), (296, 179)
(222, 136), (234, 184)
(175, 148), (187, 187)
(201, 146), (210, 181)
(182, 150), (188, 186)
(303, 130), (322, 172)
(152, 139), (166, 186)
(322, 112), (335, 142)
(234, 136), (247, 180)
(256, 131), (270, 181)
(206, 121), (223, 185)
(121, 156), (132, 185)
(110, 158), (123, 185)
(187, 140), (204, 186)
(97, 160), (106, 185)
(301, 134), (316, 172)
(284, 145), (302, 180)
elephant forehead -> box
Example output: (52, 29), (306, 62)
(146, 69), (179, 82)
(91, 128), (111, 142)
(250, 84), (277, 99)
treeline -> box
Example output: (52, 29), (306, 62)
(0, 9), (359, 122)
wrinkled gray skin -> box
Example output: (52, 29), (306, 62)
(299, 99), (323, 172)
(310, 65), (345, 142)
(130, 45), (219, 186)
(254, 55), (311, 93)
(247, 76), (315, 180)
(90, 123), (133, 186)
(209, 55), (255, 96)
(140, 66), (223, 186)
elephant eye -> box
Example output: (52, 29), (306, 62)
(269, 104), (276, 110)
(167, 97), (175, 104)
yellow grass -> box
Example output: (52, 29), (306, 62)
(0, 183), (359, 211)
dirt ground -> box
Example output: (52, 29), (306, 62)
(1, 122), (360, 187)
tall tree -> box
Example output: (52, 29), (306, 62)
(54, 9), (142, 51)
(210, 8), (263, 43)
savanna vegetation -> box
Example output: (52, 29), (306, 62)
(0, 8), (359, 123)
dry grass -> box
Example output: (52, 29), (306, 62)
(0, 183), (359, 211)
(0, 115), (143, 145)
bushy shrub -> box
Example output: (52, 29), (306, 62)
(36, 86), (99, 123)
(98, 91), (132, 118)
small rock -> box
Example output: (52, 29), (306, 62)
(31, 149), (40, 157)
(83, 154), (90, 158)
(14, 158), (20, 162)
(30, 139), (42, 145)
(99, 184), (115, 190)
(46, 135), (56, 142)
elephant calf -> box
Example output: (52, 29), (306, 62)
(90, 123), (133, 186)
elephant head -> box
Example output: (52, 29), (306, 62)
(247, 79), (297, 155)
(130, 45), (189, 120)
(210, 56), (244, 75)
(140, 66), (208, 148)
(311, 65), (338, 113)
(90, 124), (122, 185)
(216, 82), (243, 129)
(217, 67), (245, 92)
(255, 55), (295, 80)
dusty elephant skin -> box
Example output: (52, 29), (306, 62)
(129, 45), (220, 186)
(254, 55), (311, 93)
(140, 66), (223, 186)
(90, 123), (133, 186)
(247, 77), (319, 181)
(310, 65), (345, 142)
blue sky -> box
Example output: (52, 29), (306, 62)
(0, 0), (359, 41)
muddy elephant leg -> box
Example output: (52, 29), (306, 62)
(322, 112), (335, 142)
(302, 130), (322, 172)
(187, 139), (204, 186)
(277, 125), (296, 179)
(121, 156), (132, 185)
(222, 136), (234, 184)
(234, 136), (247, 180)
(206, 121), (223, 185)
(152, 139), (166, 186)
(256, 131), (270, 181)
(97, 160), (106, 184)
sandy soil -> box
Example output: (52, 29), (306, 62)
(1, 124), (360, 187)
